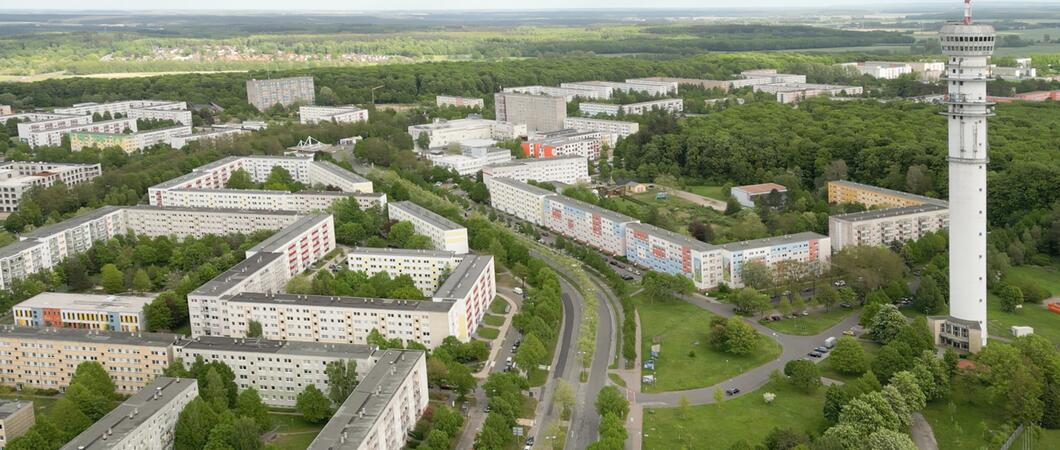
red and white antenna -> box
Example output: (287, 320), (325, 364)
(963, 0), (973, 24)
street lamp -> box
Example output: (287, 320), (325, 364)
(369, 85), (384, 107)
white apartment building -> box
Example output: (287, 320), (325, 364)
(174, 336), (379, 408)
(54, 100), (192, 126)
(436, 95), (485, 108)
(623, 78), (680, 94)
(427, 144), (512, 176)
(630, 77), (734, 91)
(245, 214), (336, 276)
(753, 83), (864, 104)
(625, 222), (723, 290)
(155, 189), (365, 213)
(542, 195), (639, 256)
(388, 201), (469, 254)
(482, 155), (589, 185)
(563, 117), (639, 146)
(829, 204), (949, 251)
(840, 61), (914, 79)
(347, 248), (461, 295)
(69, 124), (192, 153)
(3, 113), (92, 145)
(12, 292), (155, 332)
(61, 377), (198, 450)
(0, 326), (179, 394)
(486, 177), (555, 225)
(562, 80), (674, 97)
(579, 99), (683, 116)
(18, 118), (136, 148)
(578, 102), (621, 116)
(494, 92), (568, 133)
(246, 76), (316, 111)
(166, 127), (249, 149)
(503, 85), (608, 101)
(739, 69), (808, 84)
(0, 399), (34, 449)
(299, 105), (369, 125)
(719, 232), (831, 288)
(408, 116), (526, 149)
(123, 206), (302, 239)
(0, 105), (11, 115)
(309, 350), (428, 450)
(523, 129), (605, 160)
(0, 161), (102, 213)
(188, 252), (292, 337)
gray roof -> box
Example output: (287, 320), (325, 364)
(0, 326), (181, 347)
(227, 292), (455, 313)
(0, 399), (32, 419)
(168, 188), (353, 197)
(61, 377), (198, 450)
(124, 205), (302, 217)
(488, 177), (556, 197)
(829, 180), (949, 207)
(20, 205), (124, 239)
(433, 255), (493, 301)
(247, 214), (331, 254)
(0, 239), (45, 260)
(626, 222), (717, 253)
(15, 292), (156, 313)
(485, 154), (586, 169)
(830, 203), (948, 223)
(149, 170), (210, 190)
(544, 195), (639, 225)
(349, 247), (457, 259)
(389, 201), (464, 231)
(190, 252), (286, 297)
(309, 350), (426, 450)
(177, 335), (376, 360)
(719, 232), (827, 252)
(313, 160), (369, 185)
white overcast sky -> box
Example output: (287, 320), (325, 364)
(0, 0), (1032, 11)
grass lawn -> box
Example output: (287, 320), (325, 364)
(608, 372), (627, 388)
(644, 380), (828, 449)
(477, 325), (500, 340)
(686, 185), (727, 201)
(816, 340), (881, 383)
(1006, 264), (1060, 296)
(490, 297), (510, 315)
(639, 295), (782, 392)
(527, 367), (548, 387)
(483, 314), (505, 327)
(760, 308), (854, 336)
(266, 412), (324, 450)
(982, 265), (1060, 344)
(921, 386), (1011, 450)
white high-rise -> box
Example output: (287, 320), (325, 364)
(932, 0), (994, 353)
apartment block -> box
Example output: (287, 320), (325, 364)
(188, 252), (292, 337)
(308, 350), (428, 450)
(166, 127), (249, 149)
(0, 327), (179, 394)
(246, 76), (316, 111)
(625, 222), (723, 290)
(428, 149), (512, 176)
(562, 80), (674, 97)
(408, 116), (526, 149)
(245, 214), (336, 276)
(739, 69), (807, 84)
(827, 180), (948, 209)
(347, 248), (461, 295)
(70, 125), (192, 153)
(0, 400), (34, 449)
(719, 232), (831, 288)
(494, 92), (567, 133)
(19, 118), (136, 148)
(12, 292), (155, 332)
(562, 117), (639, 147)
(122, 206), (300, 239)
(61, 377), (198, 450)
(579, 99), (683, 116)
(436, 95), (485, 108)
(543, 195), (639, 256)
(522, 129), (604, 160)
(0, 161), (102, 213)
(299, 105), (369, 125)
(174, 336), (378, 408)
(388, 201), (469, 254)
(630, 77), (733, 91)
(155, 189), (365, 213)
(829, 204), (949, 251)
(503, 85), (608, 101)
(483, 155), (588, 185)
(753, 83), (863, 104)
(54, 100), (192, 126)
(485, 177), (555, 225)
(623, 78), (680, 94)
(3, 113), (92, 146)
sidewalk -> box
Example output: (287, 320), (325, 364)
(473, 293), (518, 378)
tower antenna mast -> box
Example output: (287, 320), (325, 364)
(964, 0), (973, 25)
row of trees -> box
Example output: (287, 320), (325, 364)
(286, 268), (426, 300)
(588, 386), (632, 450)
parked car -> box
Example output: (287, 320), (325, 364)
(526, 437), (535, 446)
(808, 351), (823, 358)
(725, 388), (741, 396)
(814, 346), (830, 353)
(840, 303), (852, 308)
(644, 360), (655, 370)
(843, 330), (856, 336)
(513, 287), (524, 296)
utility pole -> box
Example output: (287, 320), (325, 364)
(370, 85), (384, 107)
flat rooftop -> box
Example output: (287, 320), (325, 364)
(829, 180), (949, 207)
(227, 292), (455, 313)
(124, 205), (302, 217)
(627, 222), (717, 253)
(733, 183), (788, 195)
(349, 247), (458, 259)
(831, 203), (948, 222)
(191, 252), (285, 297)
(488, 177), (556, 197)
(0, 325), (180, 347)
(0, 239), (44, 260)
(433, 255), (492, 301)
(719, 231), (827, 252)
(61, 377), (197, 450)
(178, 335), (376, 360)
(545, 195), (639, 225)
(309, 350), (425, 450)
(168, 188), (354, 197)
(485, 154), (585, 169)
(312, 160), (370, 185)
(14, 292), (156, 313)
(247, 214), (331, 254)
(19, 205), (124, 239)
(389, 201), (464, 232)
(0, 399), (31, 419)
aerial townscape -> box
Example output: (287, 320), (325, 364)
(0, 0), (1058, 449)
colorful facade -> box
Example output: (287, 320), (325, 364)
(12, 293), (155, 332)
(720, 232), (831, 288)
(543, 196), (638, 256)
(625, 222), (722, 289)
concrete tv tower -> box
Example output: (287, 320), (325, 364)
(929, 0), (995, 353)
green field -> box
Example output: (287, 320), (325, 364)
(761, 307), (854, 336)
(986, 265), (1060, 345)
(477, 325), (500, 340)
(490, 297), (510, 314)
(483, 314), (505, 327)
(644, 380), (828, 449)
(639, 295), (782, 392)
(686, 185), (727, 201)
(266, 412), (324, 450)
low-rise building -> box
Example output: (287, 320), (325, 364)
(719, 232), (830, 288)
(408, 116), (525, 149)
(625, 222), (722, 290)
(0, 161), (102, 213)
(0, 400), (34, 449)
(486, 177), (555, 225)
(494, 92), (567, 133)
(562, 117), (639, 146)
(840, 61), (913, 79)
(542, 195), (639, 256)
(61, 377), (198, 450)
(731, 183), (789, 208)
(308, 349), (428, 450)
(388, 201), (469, 254)
(436, 96), (485, 109)
(992, 58), (1037, 81)
(829, 204), (949, 251)
(0, 105), (11, 115)
(69, 125), (192, 153)
(522, 129), (604, 160)
(0, 326), (179, 394)
(427, 140), (512, 176)
(174, 336), (378, 408)
(753, 83), (863, 104)
(12, 292), (155, 332)
(299, 105), (369, 125)
(347, 247), (461, 295)
(482, 155), (589, 185)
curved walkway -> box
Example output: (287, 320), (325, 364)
(637, 293), (861, 407)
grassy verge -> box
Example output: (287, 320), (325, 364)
(527, 368), (548, 387)
(483, 314), (505, 327)
(644, 380), (828, 449)
(266, 412), (324, 450)
(686, 184), (727, 200)
(490, 297), (510, 314)
(760, 307), (854, 336)
(608, 372), (627, 388)
(639, 295), (782, 392)
(477, 326), (500, 340)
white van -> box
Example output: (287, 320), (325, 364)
(513, 287), (524, 296)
